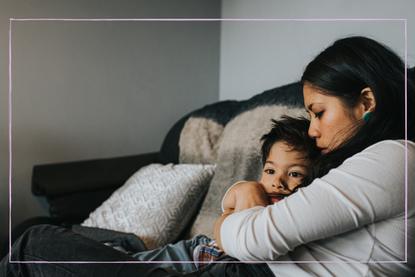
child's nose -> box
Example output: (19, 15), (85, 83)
(272, 184), (285, 193)
(271, 177), (285, 192)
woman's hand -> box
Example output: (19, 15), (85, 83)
(233, 181), (270, 212)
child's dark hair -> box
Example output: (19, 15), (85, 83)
(261, 116), (320, 187)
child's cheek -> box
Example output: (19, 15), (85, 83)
(258, 182), (271, 202)
(258, 180), (267, 191)
(259, 174), (268, 188)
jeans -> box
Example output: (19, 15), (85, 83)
(132, 234), (213, 274)
(0, 225), (274, 277)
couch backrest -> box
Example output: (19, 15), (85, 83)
(177, 82), (307, 239)
(157, 113), (191, 165)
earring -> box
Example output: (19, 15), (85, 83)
(363, 112), (372, 122)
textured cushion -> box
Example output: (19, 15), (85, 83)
(81, 163), (216, 250)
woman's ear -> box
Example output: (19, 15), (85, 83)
(360, 87), (376, 112)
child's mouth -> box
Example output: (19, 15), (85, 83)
(270, 197), (282, 203)
(267, 193), (288, 204)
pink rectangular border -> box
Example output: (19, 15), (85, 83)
(8, 18), (408, 265)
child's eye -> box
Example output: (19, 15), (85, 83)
(265, 169), (275, 174)
(315, 111), (324, 119)
(289, 172), (302, 178)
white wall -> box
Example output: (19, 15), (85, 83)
(220, 0), (414, 100)
(0, 0), (220, 253)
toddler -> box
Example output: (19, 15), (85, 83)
(194, 115), (319, 270)
(132, 116), (319, 274)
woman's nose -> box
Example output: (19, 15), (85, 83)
(308, 120), (321, 139)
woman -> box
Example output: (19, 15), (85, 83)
(2, 36), (414, 277)
(216, 36), (415, 276)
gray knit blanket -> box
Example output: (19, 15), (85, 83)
(178, 82), (308, 238)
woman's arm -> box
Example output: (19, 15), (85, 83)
(219, 140), (413, 261)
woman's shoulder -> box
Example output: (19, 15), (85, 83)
(360, 139), (415, 155)
(339, 139), (414, 174)
(328, 140), (411, 177)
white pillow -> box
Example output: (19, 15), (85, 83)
(81, 163), (216, 250)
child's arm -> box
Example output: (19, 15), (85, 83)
(215, 182), (270, 249)
(222, 181), (269, 212)
(221, 183), (238, 212)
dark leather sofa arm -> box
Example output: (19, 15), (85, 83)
(32, 152), (159, 197)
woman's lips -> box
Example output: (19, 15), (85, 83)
(321, 148), (328, 154)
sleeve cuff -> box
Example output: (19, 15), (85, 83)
(221, 181), (246, 213)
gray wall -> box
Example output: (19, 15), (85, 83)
(1, 0), (220, 253)
(220, 0), (414, 100)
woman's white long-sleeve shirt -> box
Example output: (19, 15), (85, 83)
(220, 140), (415, 276)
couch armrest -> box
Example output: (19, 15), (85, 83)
(48, 188), (117, 222)
(32, 152), (159, 197)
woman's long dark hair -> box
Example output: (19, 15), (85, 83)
(301, 36), (415, 179)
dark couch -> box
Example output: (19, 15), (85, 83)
(3, 81), (306, 258)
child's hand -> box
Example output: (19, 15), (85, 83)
(233, 181), (269, 213)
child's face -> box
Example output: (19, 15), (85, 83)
(259, 141), (311, 204)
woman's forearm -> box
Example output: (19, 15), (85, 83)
(220, 141), (409, 261)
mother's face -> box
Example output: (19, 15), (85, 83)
(303, 84), (366, 154)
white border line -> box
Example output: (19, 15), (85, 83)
(8, 18), (408, 264)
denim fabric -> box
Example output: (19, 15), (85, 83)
(71, 224), (148, 253)
(0, 225), (274, 277)
(132, 234), (212, 274)
(196, 255), (275, 277)
(0, 225), (186, 277)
